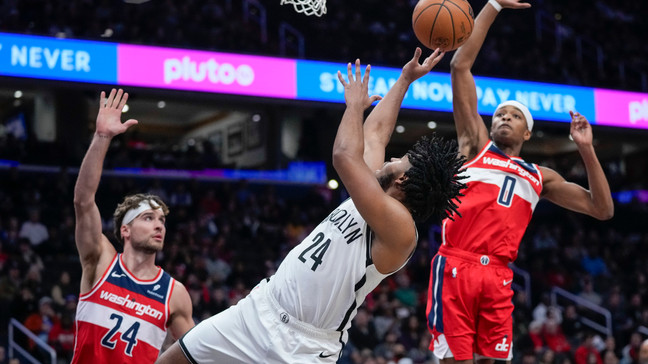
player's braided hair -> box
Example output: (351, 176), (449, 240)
(402, 134), (467, 222)
(113, 194), (169, 245)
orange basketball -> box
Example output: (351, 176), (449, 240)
(412, 0), (474, 52)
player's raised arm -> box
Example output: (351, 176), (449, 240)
(73, 89), (138, 290)
(450, 0), (531, 159)
(363, 47), (444, 171)
(333, 60), (416, 272)
(540, 111), (613, 220)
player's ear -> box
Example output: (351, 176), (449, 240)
(120, 225), (130, 240)
(395, 174), (408, 186)
(523, 129), (531, 141)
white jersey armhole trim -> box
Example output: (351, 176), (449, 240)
(79, 253), (119, 300)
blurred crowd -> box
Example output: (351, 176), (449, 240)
(0, 0), (646, 91)
(0, 152), (647, 363)
(1, 0), (648, 363)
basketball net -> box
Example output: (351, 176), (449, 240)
(280, 0), (327, 16)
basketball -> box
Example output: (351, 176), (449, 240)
(412, 0), (474, 52)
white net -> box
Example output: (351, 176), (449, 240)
(280, 0), (327, 16)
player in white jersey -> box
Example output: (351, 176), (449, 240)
(157, 48), (466, 364)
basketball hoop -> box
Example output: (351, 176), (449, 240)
(280, 0), (327, 16)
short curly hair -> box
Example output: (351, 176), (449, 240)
(402, 134), (467, 222)
(113, 194), (169, 245)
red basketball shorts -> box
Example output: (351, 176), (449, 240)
(426, 245), (514, 361)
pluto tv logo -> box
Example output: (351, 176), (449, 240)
(163, 56), (254, 86)
(629, 99), (648, 124)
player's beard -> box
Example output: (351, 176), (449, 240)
(377, 173), (397, 191)
(131, 237), (163, 255)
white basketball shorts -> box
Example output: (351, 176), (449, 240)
(179, 278), (344, 363)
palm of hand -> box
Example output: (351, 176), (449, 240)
(403, 63), (427, 81)
(96, 109), (128, 137)
(571, 127), (591, 146)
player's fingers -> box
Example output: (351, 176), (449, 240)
(370, 95), (383, 104)
(100, 91), (106, 107)
(118, 92), (129, 110)
(434, 50), (445, 63)
(355, 59), (361, 81)
(113, 89), (124, 108)
(337, 70), (347, 86)
(106, 89), (117, 107)
(423, 48), (440, 67)
(363, 65), (371, 85)
(123, 119), (138, 128)
(347, 62), (353, 82)
(412, 47), (422, 62)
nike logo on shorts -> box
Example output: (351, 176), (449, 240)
(503, 279), (513, 286)
(319, 352), (334, 358)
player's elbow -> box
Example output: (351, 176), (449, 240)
(449, 54), (471, 73)
(589, 202), (614, 221)
(332, 149), (353, 172)
(73, 195), (95, 211)
(596, 206), (614, 221)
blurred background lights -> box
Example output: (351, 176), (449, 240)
(327, 179), (339, 190)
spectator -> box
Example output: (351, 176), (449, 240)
(522, 351), (541, 364)
(621, 332), (643, 364)
(579, 277), (603, 306)
(0, 262), (22, 304)
(542, 314), (571, 354)
(205, 286), (229, 316)
(393, 270), (417, 309)
(529, 320), (545, 354)
(533, 225), (559, 252)
(24, 296), (59, 344)
(48, 312), (76, 364)
(534, 293), (561, 325)
(374, 331), (400, 361)
(18, 209), (49, 248)
(581, 246), (609, 277)
(169, 182), (193, 207)
(540, 349), (558, 364)
(398, 315), (423, 351)
(50, 271), (75, 309)
(575, 332), (604, 364)
(349, 307), (380, 352)
(562, 305), (584, 346)
(372, 291), (398, 341)
(604, 346), (621, 364)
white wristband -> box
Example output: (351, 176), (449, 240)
(488, 0), (502, 12)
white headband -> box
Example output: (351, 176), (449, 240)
(494, 100), (534, 131)
(122, 200), (160, 226)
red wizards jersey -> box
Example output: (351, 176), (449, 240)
(442, 141), (543, 262)
(72, 254), (175, 363)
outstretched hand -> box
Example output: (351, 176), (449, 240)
(569, 110), (593, 147)
(337, 59), (382, 110)
(401, 47), (445, 83)
(95, 89), (138, 138)
(495, 0), (532, 9)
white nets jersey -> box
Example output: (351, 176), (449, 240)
(269, 198), (410, 332)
